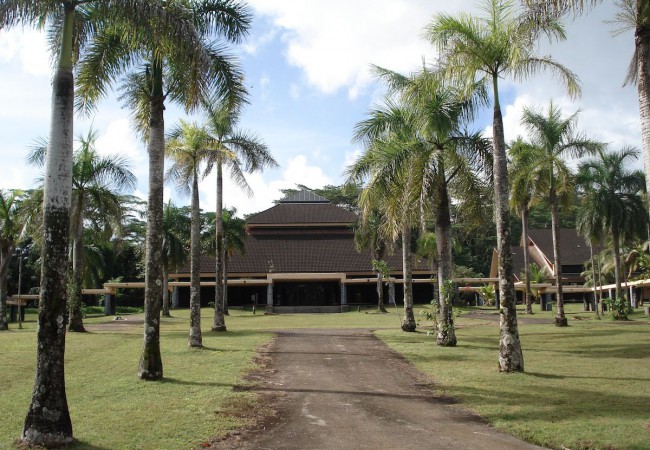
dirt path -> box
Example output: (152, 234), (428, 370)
(213, 328), (546, 450)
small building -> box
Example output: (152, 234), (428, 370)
(173, 190), (434, 312)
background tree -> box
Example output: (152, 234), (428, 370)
(354, 209), (391, 313)
(509, 138), (538, 314)
(160, 202), (190, 318)
(202, 94), (276, 332)
(0, 190), (25, 331)
(576, 147), (647, 319)
(76, 0), (252, 379)
(520, 102), (602, 326)
(28, 130), (136, 332)
(426, 0), (579, 370)
(166, 120), (213, 346)
(525, 1), (650, 219)
(222, 207), (246, 314)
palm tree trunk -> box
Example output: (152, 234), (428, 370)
(612, 225), (626, 319)
(212, 159), (226, 331)
(0, 248), (11, 331)
(401, 223), (416, 332)
(22, 6), (75, 445)
(550, 187), (567, 327)
(161, 264), (171, 317)
(589, 242), (600, 319)
(522, 206), (533, 314)
(596, 244), (605, 313)
(139, 59), (164, 380)
(435, 181), (456, 346)
(223, 252), (229, 315)
(636, 12), (650, 219)
(376, 271), (386, 313)
(189, 171), (202, 348)
(68, 211), (85, 332)
(492, 75), (524, 372)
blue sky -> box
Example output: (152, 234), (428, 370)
(0, 1), (641, 216)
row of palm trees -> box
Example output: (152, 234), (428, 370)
(348, 0), (650, 373)
(1, 0), (261, 445)
(349, 0), (580, 373)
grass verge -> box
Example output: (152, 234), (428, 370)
(378, 304), (650, 450)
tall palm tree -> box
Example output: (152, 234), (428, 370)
(160, 202), (190, 317)
(520, 102), (602, 326)
(166, 121), (213, 347)
(351, 70), (491, 345)
(0, 190), (26, 331)
(576, 147), (647, 319)
(1, 1), (201, 443)
(426, 0), (580, 370)
(525, 1), (650, 218)
(348, 100), (423, 332)
(354, 209), (391, 313)
(76, 0), (252, 379)
(222, 207), (246, 314)
(202, 95), (277, 332)
(28, 130), (136, 333)
(509, 138), (537, 314)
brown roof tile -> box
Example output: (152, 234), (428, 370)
(247, 203), (358, 226)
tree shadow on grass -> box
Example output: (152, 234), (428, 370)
(160, 377), (236, 388)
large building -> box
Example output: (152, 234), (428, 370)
(174, 190), (434, 312)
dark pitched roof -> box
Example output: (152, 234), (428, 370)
(247, 203), (358, 226)
(196, 232), (430, 274)
(527, 228), (591, 266)
(511, 246), (526, 282)
(282, 190), (329, 203)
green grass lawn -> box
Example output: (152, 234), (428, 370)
(1, 303), (648, 449)
(379, 303), (650, 450)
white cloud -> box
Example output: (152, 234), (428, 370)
(0, 28), (51, 76)
(197, 154), (333, 216)
(248, 0), (474, 98)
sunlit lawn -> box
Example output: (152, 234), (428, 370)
(380, 303), (650, 450)
(1, 303), (648, 449)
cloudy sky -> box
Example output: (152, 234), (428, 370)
(0, 1), (640, 216)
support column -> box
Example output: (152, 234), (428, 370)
(388, 281), (396, 305)
(172, 286), (179, 308)
(340, 283), (348, 312)
(266, 283), (273, 314)
(495, 289), (500, 309)
(630, 287), (637, 308)
(543, 293), (552, 311)
(104, 293), (115, 315)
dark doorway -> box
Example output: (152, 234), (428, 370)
(274, 281), (340, 306)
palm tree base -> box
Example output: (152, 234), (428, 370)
(188, 341), (203, 348)
(0, 322), (7, 331)
(211, 326), (227, 332)
(554, 316), (568, 327)
(401, 321), (416, 332)
(68, 319), (86, 333)
(436, 331), (457, 347)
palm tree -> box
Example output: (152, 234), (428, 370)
(166, 120), (213, 347)
(160, 201), (190, 317)
(576, 147), (647, 319)
(351, 69), (490, 345)
(527, 262), (551, 307)
(354, 209), (391, 313)
(0, 190), (26, 331)
(202, 95), (277, 332)
(76, 0), (252, 379)
(348, 100), (422, 332)
(28, 130), (136, 333)
(426, 0), (580, 370)
(520, 102), (602, 326)
(509, 138), (537, 314)
(525, 1), (650, 217)
(1, 1), (203, 443)
(222, 207), (246, 314)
